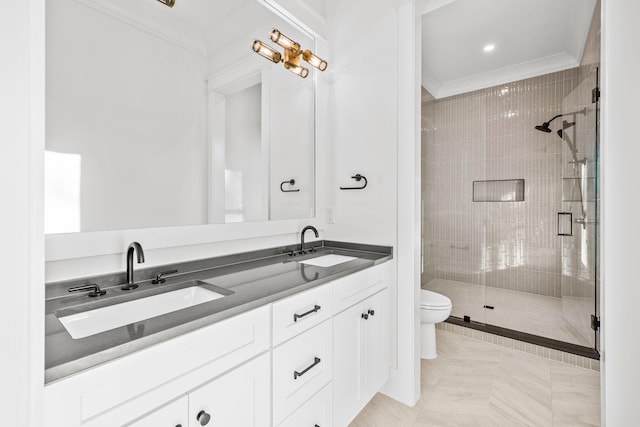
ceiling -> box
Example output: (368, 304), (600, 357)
(74, 0), (309, 56)
(421, 0), (597, 98)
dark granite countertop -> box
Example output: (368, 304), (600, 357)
(45, 240), (392, 384)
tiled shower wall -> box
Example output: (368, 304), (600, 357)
(421, 69), (581, 297)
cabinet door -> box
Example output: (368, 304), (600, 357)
(333, 288), (389, 427)
(127, 396), (188, 427)
(188, 352), (270, 427)
(363, 288), (389, 401)
(332, 300), (366, 427)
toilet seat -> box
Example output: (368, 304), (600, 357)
(420, 289), (452, 310)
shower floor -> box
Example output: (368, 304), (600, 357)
(425, 279), (592, 348)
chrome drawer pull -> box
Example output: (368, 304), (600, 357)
(294, 357), (321, 379)
(293, 305), (321, 322)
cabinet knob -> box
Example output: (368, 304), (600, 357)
(361, 313), (369, 320)
(176, 425), (183, 427)
(368, 309), (375, 316)
(196, 410), (211, 426)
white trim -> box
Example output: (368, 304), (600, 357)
(425, 53), (580, 99)
(206, 58), (265, 92)
(256, 0), (325, 40)
(0, 0), (45, 424)
(28, 0), (46, 423)
(46, 219), (322, 261)
(380, 1), (421, 407)
(416, 0), (457, 16)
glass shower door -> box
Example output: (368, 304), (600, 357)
(421, 89), (487, 326)
(559, 68), (599, 349)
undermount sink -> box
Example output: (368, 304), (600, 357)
(298, 254), (358, 267)
(58, 285), (227, 339)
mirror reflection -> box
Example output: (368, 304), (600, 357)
(45, 0), (315, 234)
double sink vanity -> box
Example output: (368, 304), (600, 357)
(44, 239), (393, 427)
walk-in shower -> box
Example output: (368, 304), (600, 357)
(421, 66), (600, 359)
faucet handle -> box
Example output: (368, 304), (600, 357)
(68, 284), (106, 297)
(151, 269), (178, 284)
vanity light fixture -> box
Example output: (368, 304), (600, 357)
(156, 0), (175, 7)
(252, 28), (328, 78)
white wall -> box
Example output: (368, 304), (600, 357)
(46, 0), (208, 233)
(323, 0), (420, 406)
(0, 0), (45, 425)
(601, 0), (640, 424)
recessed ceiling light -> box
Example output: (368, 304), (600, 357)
(483, 44), (495, 52)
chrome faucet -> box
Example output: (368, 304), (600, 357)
(122, 241), (145, 290)
(300, 225), (319, 254)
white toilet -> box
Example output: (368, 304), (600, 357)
(420, 289), (452, 359)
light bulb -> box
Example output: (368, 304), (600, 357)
(252, 40), (282, 64)
(284, 62), (309, 78)
(270, 29), (300, 52)
(302, 50), (328, 71)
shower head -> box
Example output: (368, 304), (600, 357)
(534, 114), (562, 133)
(535, 123), (552, 133)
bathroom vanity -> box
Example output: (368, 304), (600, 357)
(44, 241), (392, 427)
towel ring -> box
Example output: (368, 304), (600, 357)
(280, 179), (300, 193)
(340, 174), (368, 190)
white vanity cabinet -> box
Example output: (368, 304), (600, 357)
(44, 261), (391, 427)
(332, 266), (389, 427)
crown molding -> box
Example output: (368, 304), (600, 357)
(424, 52), (579, 99)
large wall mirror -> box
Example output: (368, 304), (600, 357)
(45, 0), (316, 237)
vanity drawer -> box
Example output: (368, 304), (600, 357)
(272, 319), (333, 425)
(332, 263), (388, 313)
(272, 283), (332, 346)
(277, 383), (333, 427)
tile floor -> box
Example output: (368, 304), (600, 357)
(425, 279), (592, 347)
(350, 330), (600, 426)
